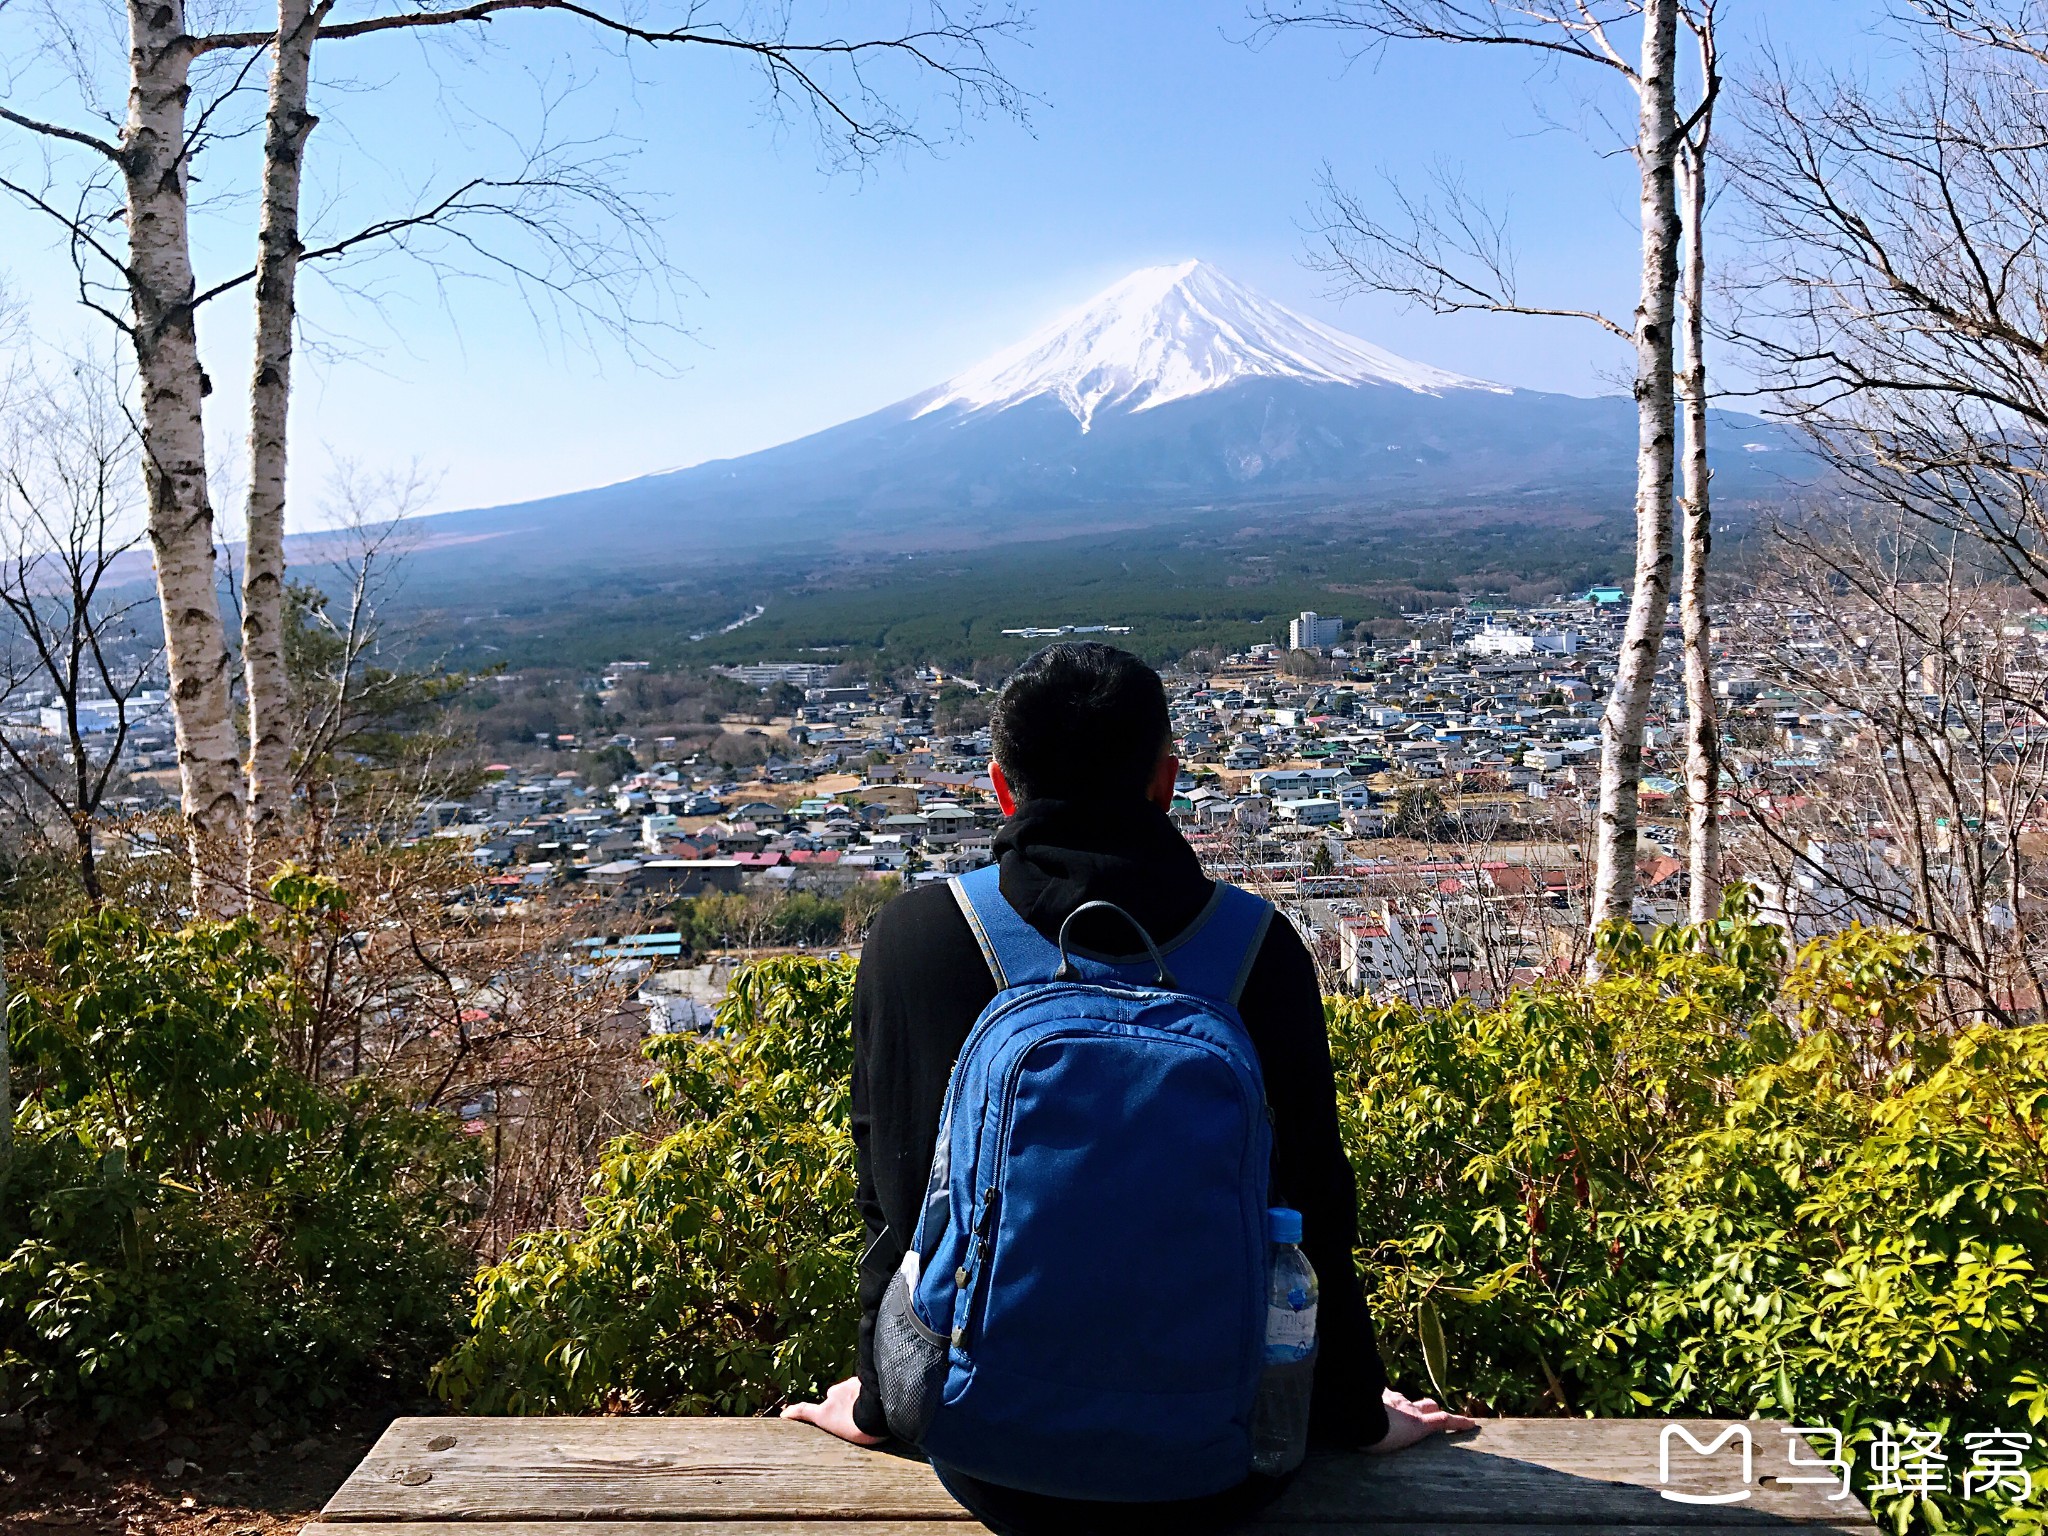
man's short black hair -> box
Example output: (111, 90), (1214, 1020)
(991, 643), (1172, 805)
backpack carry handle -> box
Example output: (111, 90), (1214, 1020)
(1053, 900), (1178, 989)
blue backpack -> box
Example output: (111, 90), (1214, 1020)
(873, 863), (1277, 1501)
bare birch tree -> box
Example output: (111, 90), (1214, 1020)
(1603, 0), (1682, 949)
(0, 296), (14, 1179)
(241, 0), (319, 891)
(1258, 0), (1699, 957)
(0, 2), (248, 912)
(1676, 3), (1720, 921)
(220, 0), (1026, 894)
(0, 934), (9, 1184)
(1, 1), (1028, 912)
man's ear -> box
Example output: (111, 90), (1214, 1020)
(990, 758), (1018, 817)
(1146, 751), (1180, 813)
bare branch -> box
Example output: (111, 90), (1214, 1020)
(184, 0), (1031, 163)
(1729, 23), (2048, 600)
(1308, 162), (1633, 338)
(1250, 0), (1642, 78)
(0, 102), (121, 160)
(0, 345), (160, 902)
(0, 169), (133, 293)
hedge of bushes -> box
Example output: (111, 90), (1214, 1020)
(0, 896), (481, 1425)
(431, 958), (860, 1414)
(1336, 904), (2048, 1536)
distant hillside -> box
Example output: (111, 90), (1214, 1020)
(395, 507), (1658, 675)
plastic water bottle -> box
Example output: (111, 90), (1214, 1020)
(1250, 1206), (1318, 1476)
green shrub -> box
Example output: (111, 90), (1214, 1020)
(433, 956), (860, 1413)
(0, 893), (483, 1423)
(1339, 897), (2048, 1535)
(675, 886), (898, 954)
(765, 892), (852, 948)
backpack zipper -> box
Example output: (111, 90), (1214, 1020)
(952, 1185), (1000, 1350)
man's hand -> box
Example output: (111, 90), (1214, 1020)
(1366, 1386), (1478, 1455)
(780, 1376), (887, 1446)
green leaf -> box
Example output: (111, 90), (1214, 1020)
(1418, 1297), (1451, 1403)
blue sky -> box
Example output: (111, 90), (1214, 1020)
(1, 1), (1889, 521)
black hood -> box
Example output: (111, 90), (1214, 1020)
(992, 797), (1213, 952)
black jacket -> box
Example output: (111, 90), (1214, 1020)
(849, 797), (1389, 1455)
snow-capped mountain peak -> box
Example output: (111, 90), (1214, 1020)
(915, 259), (1505, 431)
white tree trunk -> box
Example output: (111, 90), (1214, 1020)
(1588, 0), (1680, 953)
(124, 0), (246, 915)
(243, 0), (319, 893)
(1678, 146), (1721, 926)
(0, 936), (11, 1177)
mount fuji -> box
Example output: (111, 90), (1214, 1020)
(914, 259), (1501, 427)
(415, 260), (1801, 573)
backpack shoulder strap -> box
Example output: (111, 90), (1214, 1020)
(1160, 882), (1274, 1009)
(949, 863), (1064, 989)
(951, 865), (1275, 1003)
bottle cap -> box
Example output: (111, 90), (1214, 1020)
(1268, 1206), (1303, 1244)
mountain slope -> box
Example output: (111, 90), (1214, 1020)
(408, 261), (1807, 574)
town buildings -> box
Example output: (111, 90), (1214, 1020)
(25, 577), (2042, 1030)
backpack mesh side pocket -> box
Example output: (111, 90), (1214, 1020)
(875, 1249), (947, 1444)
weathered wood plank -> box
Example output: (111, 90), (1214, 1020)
(1277, 1419), (1877, 1526)
(303, 1525), (975, 1535)
(323, 1419), (966, 1523)
(319, 1417), (1877, 1527)
(304, 1525), (1882, 1536)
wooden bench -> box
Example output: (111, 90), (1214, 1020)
(307, 1417), (1880, 1533)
